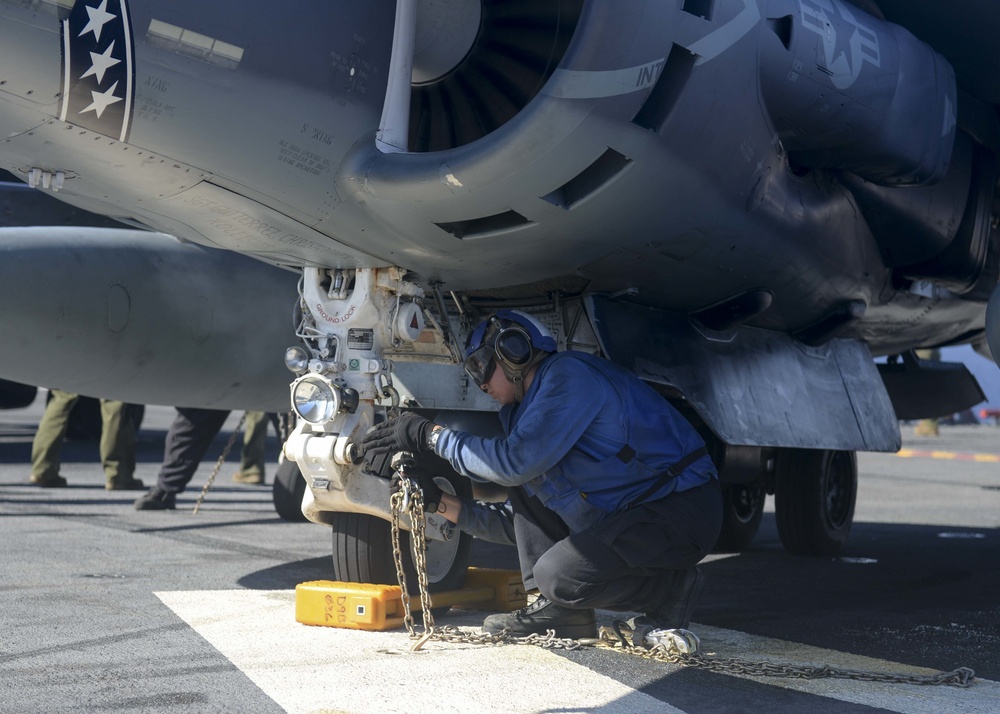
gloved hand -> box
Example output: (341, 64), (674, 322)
(361, 412), (433, 459)
(391, 463), (443, 514)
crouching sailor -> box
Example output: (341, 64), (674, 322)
(362, 310), (722, 648)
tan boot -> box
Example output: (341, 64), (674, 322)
(30, 474), (67, 488)
(233, 471), (264, 485)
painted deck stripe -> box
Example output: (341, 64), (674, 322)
(157, 590), (998, 714)
(157, 590), (678, 714)
(896, 449), (1000, 463)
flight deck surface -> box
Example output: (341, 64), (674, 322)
(1, 400), (998, 713)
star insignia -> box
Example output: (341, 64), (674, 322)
(78, 0), (117, 44)
(80, 41), (121, 85)
(80, 80), (123, 118)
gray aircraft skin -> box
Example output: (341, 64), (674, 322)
(1, 0), (999, 562)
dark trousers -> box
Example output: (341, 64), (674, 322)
(157, 408), (231, 493)
(511, 478), (722, 615)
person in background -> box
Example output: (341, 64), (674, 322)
(29, 388), (143, 490)
(913, 349), (942, 436)
(134, 409), (274, 510)
(232, 411), (270, 485)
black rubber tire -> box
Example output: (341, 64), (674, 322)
(713, 482), (765, 552)
(774, 449), (857, 556)
(330, 512), (472, 597)
(272, 459), (308, 522)
(330, 457), (472, 605)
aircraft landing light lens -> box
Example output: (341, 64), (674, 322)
(285, 346), (310, 373)
(292, 377), (339, 424)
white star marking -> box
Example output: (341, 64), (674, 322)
(78, 0), (117, 44)
(80, 41), (120, 85)
(80, 80), (122, 118)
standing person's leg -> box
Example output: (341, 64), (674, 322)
(234, 411), (267, 484)
(29, 389), (79, 487)
(100, 400), (143, 490)
(134, 408), (230, 510)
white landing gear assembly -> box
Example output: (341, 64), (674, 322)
(282, 267), (473, 593)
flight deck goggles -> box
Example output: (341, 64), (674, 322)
(463, 343), (498, 389)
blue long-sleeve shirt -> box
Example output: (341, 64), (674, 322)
(435, 352), (716, 532)
(455, 499), (516, 545)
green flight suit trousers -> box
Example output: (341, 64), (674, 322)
(30, 390), (136, 484)
(238, 410), (268, 479)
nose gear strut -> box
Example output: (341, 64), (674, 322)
(283, 267), (441, 527)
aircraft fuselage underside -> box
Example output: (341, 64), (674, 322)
(0, 0), (994, 354)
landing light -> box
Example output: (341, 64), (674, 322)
(291, 375), (341, 424)
(285, 346), (310, 374)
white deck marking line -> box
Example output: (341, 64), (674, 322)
(156, 590), (683, 714)
(158, 589), (997, 714)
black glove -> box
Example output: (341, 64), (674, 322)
(362, 449), (394, 479)
(391, 463), (443, 514)
(361, 412), (432, 459)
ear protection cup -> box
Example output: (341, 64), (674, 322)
(495, 327), (532, 367)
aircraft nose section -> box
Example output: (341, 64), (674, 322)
(987, 283), (1000, 368)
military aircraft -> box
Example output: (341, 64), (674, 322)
(1, 0), (998, 593)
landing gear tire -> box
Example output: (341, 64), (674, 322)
(774, 449), (857, 556)
(330, 458), (472, 615)
(272, 459), (308, 522)
(713, 483), (765, 552)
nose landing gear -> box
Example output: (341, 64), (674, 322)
(280, 267), (472, 597)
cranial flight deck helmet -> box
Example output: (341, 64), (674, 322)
(463, 310), (557, 401)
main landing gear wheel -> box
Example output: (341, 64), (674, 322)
(774, 448), (857, 556)
(272, 458), (308, 522)
(713, 482), (765, 552)
(330, 456), (473, 615)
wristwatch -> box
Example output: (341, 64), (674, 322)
(426, 424), (444, 452)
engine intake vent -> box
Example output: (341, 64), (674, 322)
(409, 0), (584, 153)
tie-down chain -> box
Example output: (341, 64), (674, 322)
(388, 470), (976, 688)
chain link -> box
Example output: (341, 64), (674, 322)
(616, 644), (977, 687)
(192, 413), (247, 515)
(388, 474), (976, 687)
(390, 473), (436, 649)
(277, 411), (295, 445)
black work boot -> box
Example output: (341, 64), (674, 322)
(648, 567), (705, 630)
(482, 595), (597, 639)
(134, 487), (176, 510)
